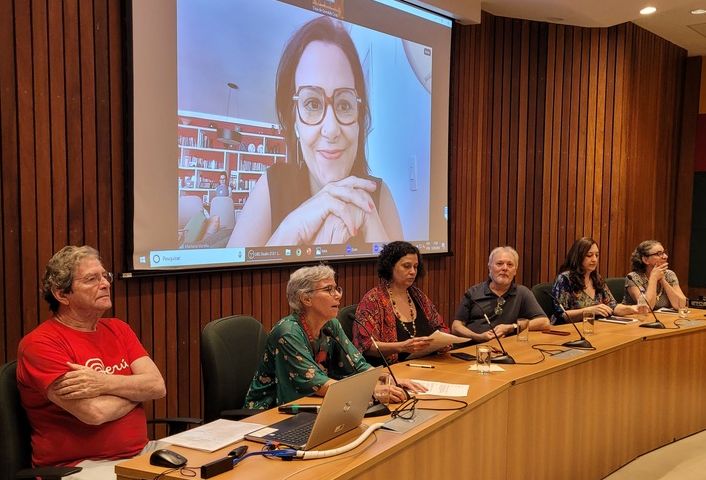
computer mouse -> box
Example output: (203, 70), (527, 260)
(149, 448), (188, 468)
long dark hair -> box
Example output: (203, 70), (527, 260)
(275, 16), (371, 177)
(558, 237), (605, 293)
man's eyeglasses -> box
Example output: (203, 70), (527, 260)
(75, 271), (113, 286)
(494, 297), (506, 316)
(292, 86), (361, 126)
(647, 250), (668, 258)
(307, 285), (343, 297)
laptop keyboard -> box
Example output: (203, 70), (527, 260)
(270, 417), (317, 445)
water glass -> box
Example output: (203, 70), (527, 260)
(476, 345), (492, 375)
(373, 374), (392, 406)
(583, 311), (595, 335)
(678, 298), (689, 319)
(516, 319), (530, 342)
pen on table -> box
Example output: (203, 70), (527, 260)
(406, 363), (435, 369)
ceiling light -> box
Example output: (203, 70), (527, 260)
(691, 8), (706, 14)
(640, 6), (657, 15)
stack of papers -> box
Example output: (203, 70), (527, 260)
(160, 419), (263, 452)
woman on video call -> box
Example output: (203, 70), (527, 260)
(227, 15), (403, 248)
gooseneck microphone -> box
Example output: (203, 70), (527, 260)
(625, 277), (666, 329)
(544, 291), (593, 349)
(351, 316), (409, 400)
(322, 326), (358, 371)
(322, 324), (391, 417)
(464, 292), (515, 364)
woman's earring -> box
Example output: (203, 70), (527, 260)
(296, 139), (302, 169)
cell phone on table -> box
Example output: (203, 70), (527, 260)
(542, 329), (570, 336)
(450, 352), (476, 361)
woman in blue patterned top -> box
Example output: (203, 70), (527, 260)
(551, 237), (638, 324)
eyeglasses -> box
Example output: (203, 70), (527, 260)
(494, 297), (506, 316)
(292, 86), (361, 126)
(391, 397), (418, 421)
(75, 271), (113, 286)
(307, 285), (343, 297)
(647, 250), (668, 258)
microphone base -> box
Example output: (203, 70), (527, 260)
(639, 321), (666, 329)
(490, 354), (516, 364)
(364, 403), (390, 418)
(563, 338), (593, 349)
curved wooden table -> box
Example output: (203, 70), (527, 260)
(116, 310), (706, 480)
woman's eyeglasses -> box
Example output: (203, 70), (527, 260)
(292, 86), (361, 126)
(647, 250), (668, 258)
(307, 285), (343, 297)
(75, 271), (113, 286)
(494, 297), (505, 316)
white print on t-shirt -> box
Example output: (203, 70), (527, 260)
(84, 358), (130, 375)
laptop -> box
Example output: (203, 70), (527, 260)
(244, 366), (382, 450)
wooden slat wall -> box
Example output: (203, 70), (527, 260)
(0, 3), (695, 425)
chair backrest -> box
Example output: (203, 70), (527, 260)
(200, 315), (268, 423)
(605, 277), (626, 304)
(209, 197), (236, 230)
(0, 360), (33, 480)
(531, 282), (555, 318)
(336, 305), (358, 343)
(178, 195), (204, 229)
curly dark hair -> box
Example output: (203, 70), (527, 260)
(630, 240), (662, 274)
(557, 237), (606, 293)
(377, 241), (425, 281)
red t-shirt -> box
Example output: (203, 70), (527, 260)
(16, 318), (149, 467)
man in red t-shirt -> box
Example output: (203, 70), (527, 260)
(16, 246), (166, 476)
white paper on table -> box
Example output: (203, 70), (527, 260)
(160, 419), (263, 452)
(468, 364), (506, 372)
(411, 379), (470, 397)
(406, 330), (470, 360)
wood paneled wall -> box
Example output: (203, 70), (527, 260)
(0, 3), (695, 424)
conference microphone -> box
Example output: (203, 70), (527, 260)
(351, 316), (410, 401)
(543, 291), (593, 349)
(322, 326), (358, 371)
(323, 324), (392, 417)
(625, 277), (666, 329)
(464, 292), (515, 364)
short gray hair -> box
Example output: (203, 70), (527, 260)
(488, 246), (519, 268)
(41, 245), (102, 313)
(286, 264), (336, 313)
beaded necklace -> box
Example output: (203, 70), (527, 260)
(388, 286), (417, 337)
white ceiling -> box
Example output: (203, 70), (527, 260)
(421, 0), (706, 57)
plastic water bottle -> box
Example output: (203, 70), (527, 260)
(637, 290), (649, 322)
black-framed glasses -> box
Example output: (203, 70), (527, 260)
(292, 86), (361, 126)
(647, 250), (668, 258)
(307, 285), (343, 297)
(75, 271), (113, 286)
(391, 397), (418, 421)
(494, 297), (506, 316)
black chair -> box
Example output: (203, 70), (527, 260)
(201, 315), (268, 423)
(336, 305), (358, 343)
(605, 277), (626, 304)
(531, 282), (555, 318)
(0, 360), (81, 480)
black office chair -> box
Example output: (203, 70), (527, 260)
(201, 315), (268, 423)
(531, 282), (555, 318)
(604, 277), (626, 304)
(0, 360), (81, 480)
(336, 305), (358, 343)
